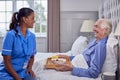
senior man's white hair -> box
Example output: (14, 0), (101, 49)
(96, 19), (112, 35)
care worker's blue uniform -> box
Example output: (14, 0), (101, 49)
(0, 26), (37, 80)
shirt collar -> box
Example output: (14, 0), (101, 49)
(88, 36), (108, 48)
(95, 36), (108, 44)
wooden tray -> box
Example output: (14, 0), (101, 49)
(45, 57), (72, 69)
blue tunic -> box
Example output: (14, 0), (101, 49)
(72, 37), (108, 78)
(0, 26), (37, 79)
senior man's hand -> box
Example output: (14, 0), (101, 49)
(55, 64), (73, 71)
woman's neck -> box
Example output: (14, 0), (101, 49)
(20, 25), (27, 37)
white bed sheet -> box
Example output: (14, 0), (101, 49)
(35, 69), (101, 80)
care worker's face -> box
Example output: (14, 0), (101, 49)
(25, 12), (35, 28)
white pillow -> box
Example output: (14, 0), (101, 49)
(102, 33), (118, 73)
(71, 36), (88, 56)
(71, 54), (88, 68)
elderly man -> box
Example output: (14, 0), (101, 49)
(55, 19), (112, 78)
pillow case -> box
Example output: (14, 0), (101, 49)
(71, 54), (88, 68)
(71, 36), (88, 56)
(102, 33), (118, 73)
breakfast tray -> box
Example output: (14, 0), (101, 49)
(45, 57), (72, 69)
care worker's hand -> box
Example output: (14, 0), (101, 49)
(26, 68), (36, 78)
(14, 76), (22, 80)
(15, 78), (22, 80)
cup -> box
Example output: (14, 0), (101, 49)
(101, 72), (115, 80)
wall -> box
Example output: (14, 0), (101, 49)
(60, 0), (101, 11)
(36, 37), (47, 52)
(60, 0), (101, 52)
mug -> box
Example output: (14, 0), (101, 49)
(101, 72), (115, 80)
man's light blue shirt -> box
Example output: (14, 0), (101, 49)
(0, 26), (37, 79)
(72, 37), (108, 78)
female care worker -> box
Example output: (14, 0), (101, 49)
(0, 7), (37, 80)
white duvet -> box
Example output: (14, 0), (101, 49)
(32, 53), (102, 80)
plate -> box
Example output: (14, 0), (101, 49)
(51, 58), (66, 64)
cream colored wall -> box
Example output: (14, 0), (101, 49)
(60, 0), (101, 11)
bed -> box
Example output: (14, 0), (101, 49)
(31, 34), (118, 80)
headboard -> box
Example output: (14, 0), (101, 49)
(99, 0), (120, 80)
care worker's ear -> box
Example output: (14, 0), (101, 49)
(22, 17), (28, 23)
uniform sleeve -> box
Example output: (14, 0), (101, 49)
(2, 32), (14, 56)
(72, 43), (106, 78)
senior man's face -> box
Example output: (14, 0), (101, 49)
(93, 20), (107, 40)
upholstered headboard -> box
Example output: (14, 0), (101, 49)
(99, 0), (120, 31)
(99, 0), (120, 79)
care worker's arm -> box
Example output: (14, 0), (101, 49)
(27, 55), (35, 77)
(3, 55), (22, 80)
